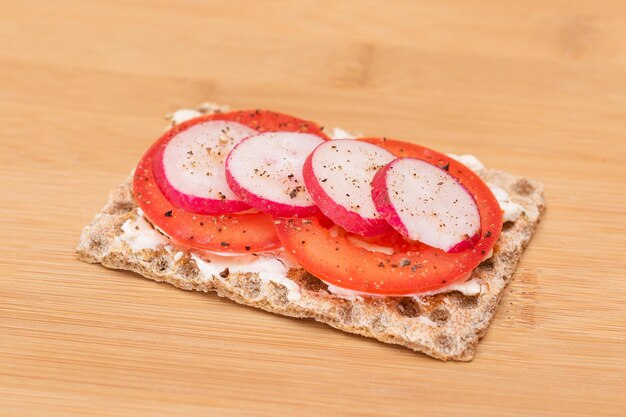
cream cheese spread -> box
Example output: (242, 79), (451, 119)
(447, 153), (485, 173)
(171, 109), (203, 125)
(488, 183), (524, 222)
(117, 210), (302, 302)
(191, 252), (301, 302)
(447, 154), (525, 222)
(324, 274), (481, 300)
(118, 213), (169, 251)
(169, 102), (231, 126)
(331, 127), (358, 139)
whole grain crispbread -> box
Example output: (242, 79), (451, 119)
(77, 166), (544, 361)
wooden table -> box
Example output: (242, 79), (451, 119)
(2, 1), (625, 416)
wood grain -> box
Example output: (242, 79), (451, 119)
(1, 1), (625, 416)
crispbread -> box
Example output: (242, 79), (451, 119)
(77, 164), (544, 361)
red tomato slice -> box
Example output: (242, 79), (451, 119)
(275, 138), (502, 294)
(133, 110), (328, 253)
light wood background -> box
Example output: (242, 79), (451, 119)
(1, 1), (625, 416)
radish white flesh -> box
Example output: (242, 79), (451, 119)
(225, 132), (325, 217)
(154, 120), (258, 214)
(371, 157), (480, 252)
(303, 140), (395, 236)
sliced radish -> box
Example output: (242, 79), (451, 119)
(225, 132), (325, 217)
(303, 140), (395, 236)
(153, 120), (258, 214)
(371, 157), (480, 252)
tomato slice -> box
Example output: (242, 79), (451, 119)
(275, 138), (502, 294)
(133, 110), (328, 253)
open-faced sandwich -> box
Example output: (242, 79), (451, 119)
(77, 103), (544, 361)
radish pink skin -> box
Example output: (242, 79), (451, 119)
(371, 158), (481, 253)
(303, 152), (392, 236)
(225, 156), (320, 218)
(153, 144), (251, 215)
(446, 232), (480, 253)
(370, 163), (410, 237)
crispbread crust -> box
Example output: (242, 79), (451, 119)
(77, 167), (544, 361)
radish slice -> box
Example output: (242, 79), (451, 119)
(153, 120), (258, 214)
(225, 132), (325, 217)
(371, 157), (480, 252)
(303, 140), (395, 236)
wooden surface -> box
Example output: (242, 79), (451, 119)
(1, 1), (625, 416)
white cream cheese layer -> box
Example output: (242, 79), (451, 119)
(488, 183), (524, 222)
(118, 213), (169, 251)
(448, 153), (525, 222)
(117, 210), (302, 302)
(171, 109), (202, 125)
(169, 102), (231, 126)
(324, 275), (481, 301)
(331, 127), (358, 139)
(191, 252), (301, 302)
(447, 153), (485, 173)
(414, 276), (481, 298)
